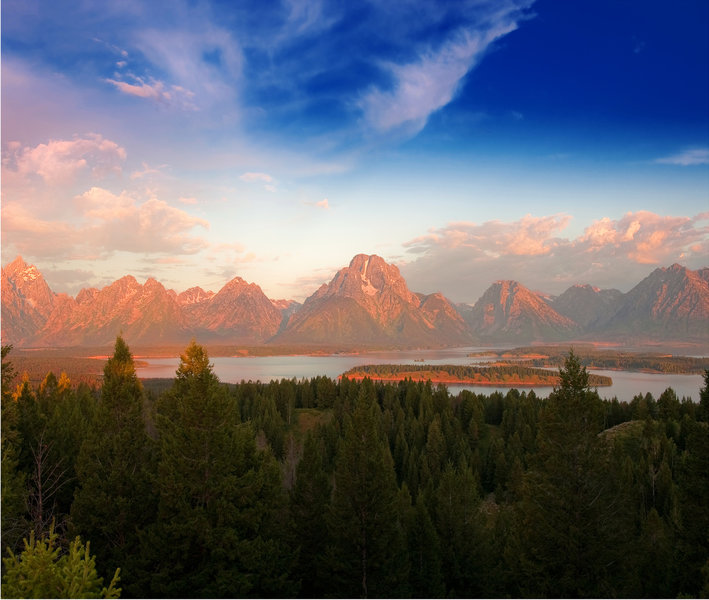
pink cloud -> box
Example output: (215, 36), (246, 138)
(400, 211), (709, 302)
(240, 172), (274, 183)
(405, 214), (571, 257)
(105, 75), (196, 110)
(130, 162), (168, 179)
(3, 133), (126, 185)
(3, 187), (210, 261)
(579, 211), (706, 264)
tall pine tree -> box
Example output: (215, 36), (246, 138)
(71, 336), (155, 582)
(138, 341), (293, 598)
(325, 378), (409, 598)
(517, 350), (634, 597)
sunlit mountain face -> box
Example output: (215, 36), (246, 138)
(3, 255), (707, 348)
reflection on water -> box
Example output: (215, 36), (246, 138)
(136, 346), (706, 402)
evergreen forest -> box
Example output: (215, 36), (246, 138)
(2, 339), (708, 598)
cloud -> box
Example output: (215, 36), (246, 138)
(579, 211), (708, 265)
(78, 187), (210, 254)
(130, 161), (168, 179)
(240, 171), (277, 192)
(359, 3), (532, 136)
(2, 187), (210, 261)
(3, 133), (126, 185)
(132, 24), (243, 112)
(304, 198), (330, 210)
(405, 214), (571, 257)
(655, 148), (709, 166)
(240, 172), (274, 183)
(400, 211), (709, 302)
(105, 74), (197, 110)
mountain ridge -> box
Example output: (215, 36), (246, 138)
(2, 255), (707, 348)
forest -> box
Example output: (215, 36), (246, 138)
(2, 338), (708, 598)
(473, 346), (709, 374)
(341, 363), (613, 386)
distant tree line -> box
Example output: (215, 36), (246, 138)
(2, 340), (708, 598)
(478, 346), (709, 374)
(342, 363), (613, 386)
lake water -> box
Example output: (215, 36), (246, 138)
(135, 346), (706, 402)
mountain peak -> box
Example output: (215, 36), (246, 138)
(468, 279), (577, 341)
(4, 256), (37, 281)
(276, 253), (471, 347)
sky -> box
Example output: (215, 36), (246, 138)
(2, 0), (708, 304)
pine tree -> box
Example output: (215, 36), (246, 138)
(289, 432), (332, 598)
(518, 350), (634, 597)
(675, 418), (709, 596)
(71, 336), (155, 581)
(325, 379), (409, 598)
(140, 341), (293, 598)
(407, 493), (444, 598)
(698, 370), (709, 421)
(434, 461), (485, 596)
(2, 523), (121, 599)
(1, 345), (28, 553)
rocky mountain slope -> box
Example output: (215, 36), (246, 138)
(594, 264), (709, 340)
(551, 284), (624, 328)
(273, 254), (472, 346)
(461, 280), (578, 342)
(1, 257), (286, 347)
(1, 256), (707, 348)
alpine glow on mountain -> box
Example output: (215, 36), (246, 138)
(3, 255), (707, 347)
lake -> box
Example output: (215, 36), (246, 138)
(135, 346), (706, 402)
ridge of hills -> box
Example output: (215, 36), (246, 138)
(2, 254), (708, 349)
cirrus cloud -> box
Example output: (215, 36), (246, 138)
(359, 1), (533, 136)
(105, 74), (197, 110)
(655, 148), (709, 166)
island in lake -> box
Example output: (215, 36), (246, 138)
(340, 363), (613, 387)
(469, 346), (709, 374)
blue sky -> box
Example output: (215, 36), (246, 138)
(2, 0), (708, 303)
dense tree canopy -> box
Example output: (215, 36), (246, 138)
(2, 342), (708, 598)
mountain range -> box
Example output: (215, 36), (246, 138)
(2, 254), (708, 348)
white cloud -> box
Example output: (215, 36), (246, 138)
(133, 25), (243, 112)
(655, 148), (709, 166)
(359, 5), (530, 136)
